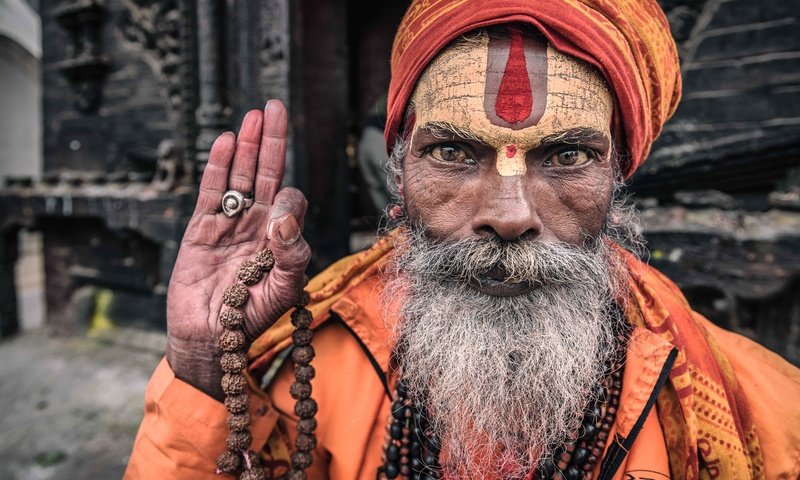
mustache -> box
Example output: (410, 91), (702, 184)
(397, 229), (609, 287)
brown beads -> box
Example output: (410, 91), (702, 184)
(220, 329), (247, 352)
(216, 449), (242, 473)
(291, 308), (312, 329)
(222, 373), (247, 395)
(220, 308), (245, 329)
(292, 328), (313, 346)
(217, 247), (315, 480)
(296, 433), (317, 451)
(254, 248), (275, 270)
(227, 430), (253, 451)
(295, 365), (315, 382)
(221, 351), (248, 373)
(294, 398), (318, 418)
(291, 346), (315, 364)
(238, 260), (265, 286)
(240, 467), (266, 480)
(228, 413), (251, 432)
(289, 291), (317, 476)
(223, 283), (249, 308)
(296, 291), (311, 308)
(291, 451), (313, 469)
(225, 393), (249, 414)
(297, 418), (317, 434)
(290, 382), (312, 400)
(216, 249), (281, 480)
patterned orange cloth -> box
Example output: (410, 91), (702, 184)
(615, 245), (767, 479)
(384, 0), (683, 178)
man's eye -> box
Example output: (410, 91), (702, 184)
(544, 149), (592, 167)
(430, 144), (473, 164)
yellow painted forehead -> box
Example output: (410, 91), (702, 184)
(410, 32), (614, 151)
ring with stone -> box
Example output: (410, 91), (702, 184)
(221, 190), (254, 217)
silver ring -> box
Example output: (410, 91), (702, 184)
(221, 190), (254, 217)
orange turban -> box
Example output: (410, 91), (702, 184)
(385, 0), (682, 178)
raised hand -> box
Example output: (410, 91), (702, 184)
(165, 100), (311, 400)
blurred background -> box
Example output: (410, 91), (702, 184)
(0, 0), (798, 478)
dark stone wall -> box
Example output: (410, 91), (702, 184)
(633, 0), (800, 364)
(41, 0), (181, 179)
(635, 0), (800, 200)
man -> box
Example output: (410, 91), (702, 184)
(126, 1), (800, 479)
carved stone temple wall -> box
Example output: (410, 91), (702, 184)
(0, 1), (798, 366)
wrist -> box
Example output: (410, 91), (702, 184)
(166, 336), (226, 401)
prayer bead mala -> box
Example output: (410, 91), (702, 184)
(379, 360), (623, 480)
(378, 379), (441, 480)
(215, 248), (317, 480)
(534, 361), (623, 480)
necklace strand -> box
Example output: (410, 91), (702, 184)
(379, 359), (624, 480)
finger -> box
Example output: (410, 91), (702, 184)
(260, 187), (309, 309)
(228, 110), (263, 195)
(255, 100), (288, 205)
(196, 132), (236, 215)
(264, 215), (312, 312)
(266, 187), (308, 240)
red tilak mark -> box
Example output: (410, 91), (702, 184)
(505, 144), (517, 158)
(495, 31), (532, 124)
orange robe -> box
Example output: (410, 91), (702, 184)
(125, 236), (800, 479)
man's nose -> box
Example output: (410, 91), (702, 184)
(471, 176), (543, 241)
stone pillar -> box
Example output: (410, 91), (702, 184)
(195, 0), (229, 170)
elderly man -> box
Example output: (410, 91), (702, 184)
(126, 1), (800, 479)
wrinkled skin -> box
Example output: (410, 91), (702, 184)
(166, 102), (311, 400)
(399, 31), (616, 246)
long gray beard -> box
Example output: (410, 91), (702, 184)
(384, 228), (629, 479)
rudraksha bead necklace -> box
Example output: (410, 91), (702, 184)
(215, 248), (317, 480)
(379, 359), (624, 480)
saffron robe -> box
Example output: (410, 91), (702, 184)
(125, 235), (800, 479)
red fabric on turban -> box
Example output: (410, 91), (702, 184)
(385, 0), (682, 178)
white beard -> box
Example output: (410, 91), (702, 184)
(384, 228), (628, 479)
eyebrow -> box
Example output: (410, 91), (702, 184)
(418, 122), (610, 150)
(419, 121), (483, 142)
(539, 128), (610, 149)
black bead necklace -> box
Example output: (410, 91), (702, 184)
(378, 360), (624, 480)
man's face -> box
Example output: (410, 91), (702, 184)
(400, 28), (615, 250)
(389, 31), (625, 475)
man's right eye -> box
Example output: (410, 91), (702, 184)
(430, 144), (474, 164)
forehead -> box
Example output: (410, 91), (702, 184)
(410, 31), (614, 149)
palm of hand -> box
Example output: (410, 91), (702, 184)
(165, 101), (311, 397)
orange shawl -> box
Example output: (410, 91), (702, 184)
(617, 247), (766, 478)
(247, 233), (797, 478)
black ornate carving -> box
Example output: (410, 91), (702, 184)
(53, 0), (110, 112)
(178, 0), (199, 180)
(260, 0), (290, 104)
(195, 0), (230, 168)
(118, 0), (182, 120)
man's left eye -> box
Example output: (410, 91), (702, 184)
(544, 149), (592, 167)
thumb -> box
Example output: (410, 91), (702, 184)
(265, 214), (311, 310)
